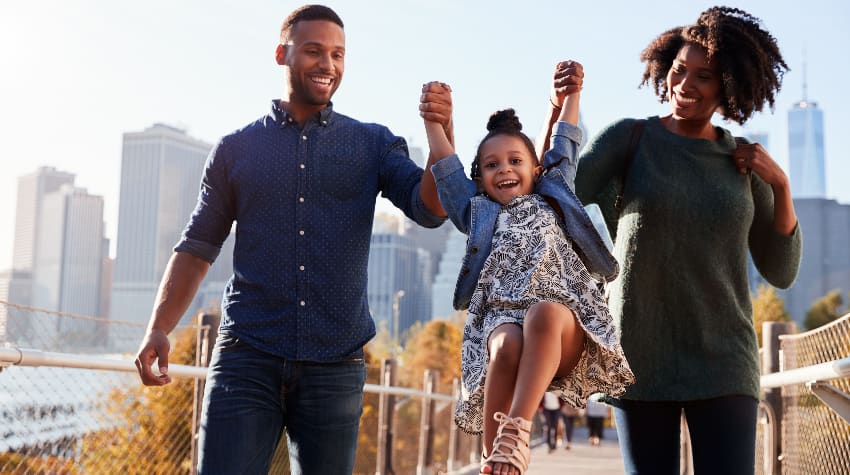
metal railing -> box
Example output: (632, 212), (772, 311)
(4, 300), (847, 475)
(0, 301), (481, 474)
(755, 315), (850, 475)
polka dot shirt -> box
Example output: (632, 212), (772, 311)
(175, 100), (445, 361)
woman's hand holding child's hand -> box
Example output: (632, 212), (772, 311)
(550, 61), (584, 109)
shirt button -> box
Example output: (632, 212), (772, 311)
(299, 197), (305, 203)
(300, 301), (306, 306)
(321, 120), (328, 126)
(300, 164), (305, 169)
(302, 135), (308, 141)
(299, 230), (305, 236)
(299, 265), (305, 271)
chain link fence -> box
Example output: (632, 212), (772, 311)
(0, 301), (480, 474)
(0, 301), (206, 474)
(777, 315), (850, 474)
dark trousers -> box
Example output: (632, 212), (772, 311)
(560, 415), (576, 443)
(613, 395), (758, 475)
(543, 409), (561, 449)
(587, 416), (605, 439)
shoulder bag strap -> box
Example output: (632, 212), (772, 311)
(614, 119), (646, 213)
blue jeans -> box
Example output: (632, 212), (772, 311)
(613, 396), (758, 475)
(197, 332), (366, 475)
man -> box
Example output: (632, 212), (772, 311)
(133, 5), (451, 473)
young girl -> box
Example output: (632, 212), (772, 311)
(421, 62), (634, 475)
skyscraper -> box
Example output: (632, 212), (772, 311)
(3, 167), (75, 344)
(777, 198), (850, 325)
(788, 75), (825, 198)
(31, 185), (106, 344)
(367, 232), (432, 341)
(431, 227), (466, 319)
(12, 167), (75, 272)
(111, 124), (220, 325)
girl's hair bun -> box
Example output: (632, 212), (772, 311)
(486, 108), (522, 133)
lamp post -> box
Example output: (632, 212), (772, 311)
(392, 290), (405, 345)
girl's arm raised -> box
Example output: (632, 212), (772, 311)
(421, 81), (455, 160)
(536, 61), (584, 158)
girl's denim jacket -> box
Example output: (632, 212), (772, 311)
(430, 122), (619, 311)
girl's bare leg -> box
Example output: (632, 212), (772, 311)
(481, 324), (523, 473)
(491, 301), (585, 475)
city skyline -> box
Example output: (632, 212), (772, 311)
(2, 1), (849, 271)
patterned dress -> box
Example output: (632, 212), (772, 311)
(454, 194), (634, 435)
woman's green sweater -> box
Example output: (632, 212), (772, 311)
(576, 116), (802, 401)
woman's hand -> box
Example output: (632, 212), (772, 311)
(550, 60), (584, 109)
(734, 142), (797, 234)
(733, 142), (788, 187)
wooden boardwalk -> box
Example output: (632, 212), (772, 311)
(451, 426), (624, 475)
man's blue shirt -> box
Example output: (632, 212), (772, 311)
(175, 101), (445, 361)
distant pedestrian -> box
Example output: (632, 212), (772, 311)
(585, 395), (609, 446)
(559, 402), (580, 450)
(540, 392), (562, 452)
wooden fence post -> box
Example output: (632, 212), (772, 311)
(417, 369), (438, 475)
(375, 358), (397, 475)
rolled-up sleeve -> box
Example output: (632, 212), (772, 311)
(377, 134), (446, 229)
(174, 139), (236, 263)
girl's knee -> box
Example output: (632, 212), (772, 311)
(488, 327), (522, 369)
(525, 301), (572, 334)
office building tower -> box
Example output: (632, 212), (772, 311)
(777, 198), (850, 325)
(0, 270), (32, 344)
(31, 185), (106, 345)
(409, 143), (426, 169)
(404, 218), (452, 283)
(111, 123), (222, 325)
(12, 167), (75, 272)
(367, 232), (432, 341)
(788, 76), (825, 198)
(431, 227), (466, 320)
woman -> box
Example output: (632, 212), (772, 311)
(538, 7), (801, 474)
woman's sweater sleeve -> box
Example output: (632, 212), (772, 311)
(575, 118), (635, 204)
(748, 173), (803, 289)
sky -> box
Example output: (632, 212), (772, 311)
(1, 0), (848, 271)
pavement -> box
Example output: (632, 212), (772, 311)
(449, 426), (624, 475)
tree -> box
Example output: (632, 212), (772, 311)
(79, 326), (199, 474)
(79, 322), (290, 474)
(804, 290), (844, 331)
(751, 284), (791, 346)
(392, 317), (464, 474)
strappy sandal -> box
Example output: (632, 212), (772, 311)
(482, 412), (532, 474)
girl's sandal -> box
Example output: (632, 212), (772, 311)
(482, 412), (532, 474)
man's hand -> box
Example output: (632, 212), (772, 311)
(135, 329), (172, 386)
(420, 81), (454, 147)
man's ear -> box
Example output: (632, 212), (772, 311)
(275, 44), (287, 65)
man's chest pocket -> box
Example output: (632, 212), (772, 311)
(315, 154), (376, 200)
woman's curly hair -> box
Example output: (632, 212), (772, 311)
(470, 108), (538, 179)
(640, 6), (788, 125)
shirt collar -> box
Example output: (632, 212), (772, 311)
(270, 100), (335, 127)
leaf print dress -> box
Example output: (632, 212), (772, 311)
(454, 194), (634, 435)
